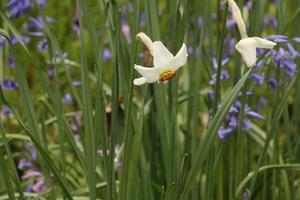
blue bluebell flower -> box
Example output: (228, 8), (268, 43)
(1, 77), (18, 91)
(102, 48), (112, 61)
(63, 93), (73, 105)
(6, 0), (34, 18)
(18, 158), (33, 170)
(7, 55), (15, 68)
(37, 39), (48, 51)
(250, 72), (265, 86)
(1, 106), (10, 119)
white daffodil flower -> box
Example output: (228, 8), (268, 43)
(227, 0), (276, 67)
(133, 32), (188, 86)
(235, 37), (277, 67)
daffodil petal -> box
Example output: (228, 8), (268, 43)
(134, 64), (159, 82)
(235, 38), (257, 67)
(169, 43), (188, 71)
(253, 37), (277, 48)
(136, 32), (154, 54)
(153, 41), (174, 69)
(133, 77), (147, 85)
(228, 0), (248, 39)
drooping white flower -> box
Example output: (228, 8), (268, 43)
(227, 0), (276, 67)
(235, 37), (277, 67)
(133, 32), (188, 86)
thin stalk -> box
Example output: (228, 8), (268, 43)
(213, 3), (228, 115)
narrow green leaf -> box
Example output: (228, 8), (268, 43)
(182, 67), (254, 198)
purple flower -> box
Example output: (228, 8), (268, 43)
(208, 90), (215, 100)
(72, 81), (81, 87)
(218, 126), (234, 140)
(238, 91), (254, 97)
(1, 106), (10, 118)
(6, 0), (34, 18)
(63, 93), (73, 105)
(209, 70), (230, 85)
(243, 189), (251, 200)
(245, 0), (253, 10)
(21, 171), (42, 179)
(264, 35), (288, 43)
(73, 15), (80, 37)
(37, 39), (48, 51)
(28, 32), (45, 37)
(257, 97), (267, 111)
(29, 16), (45, 31)
(224, 38), (236, 56)
(263, 16), (278, 29)
(272, 47), (298, 79)
(212, 57), (229, 69)
(247, 111), (265, 121)
(18, 158), (33, 170)
(198, 16), (203, 29)
(228, 116), (238, 128)
(24, 142), (37, 160)
(47, 67), (55, 80)
(140, 13), (146, 27)
(226, 19), (236, 30)
(7, 55), (15, 68)
(102, 48), (112, 61)
(250, 72), (265, 86)
(287, 44), (299, 59)
(1, 77), (18, 91)
(32, 179), (45, 193)
(37, 0), (46, 8)
(293, 37), (300, 43)
(11, 34), (30, 45)
(242, 120), (251, 130)
(122, 24), (131, 43)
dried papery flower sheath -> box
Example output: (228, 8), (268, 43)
(133, 32), (188, 86)
(227, 0), (277, 67)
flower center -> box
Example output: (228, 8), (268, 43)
(159, 70), (176, 81)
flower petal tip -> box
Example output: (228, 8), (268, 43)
(133, 77), (146, 86)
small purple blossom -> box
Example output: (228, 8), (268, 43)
(29, 16), (45, 31)
(37, 39), (48, 51)
(37, 0), (46, 8)
(8, 55), (15, 68)
(32, 179), (45, 193)
(218, 126), (234, 140)
(21, 171), (42, 179)
(272, 46), (298, 79)
(1, 106), (10, 119)
(102, 48), (112, 61)
(1, 77), (18, 91)
(28, 32), (45, 37)
(18, 158), (33, 170)
(263, 16), (278, 29)
(242, 120), (251, 130)
(11, 34), (30, 45)
(250, 73), (265, 86)
(24, 142), (37, 160)
(73, 15), (80, 37)
(72, 81), (81, 87)
(6, 0), (33, 18)
(264, 35), (288, 43)
(198, 16), (203, 29)
(47, 67), (55, 80)
(217, 102), (265, 140)
(63, 93), (73, 105)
